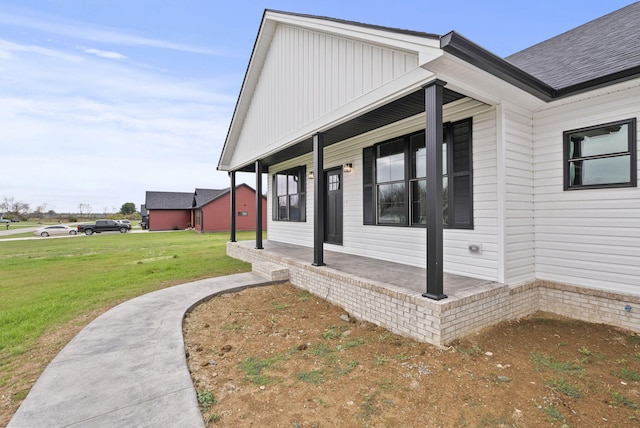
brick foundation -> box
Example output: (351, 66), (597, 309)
(228, 242), (640, 347)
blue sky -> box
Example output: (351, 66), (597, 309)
(0, 0), (635, 213)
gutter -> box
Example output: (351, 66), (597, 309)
(441, 31), (640, 102)
(440, 31), (555, 102)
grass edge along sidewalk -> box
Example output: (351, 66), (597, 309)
(0, 230), (253, 425)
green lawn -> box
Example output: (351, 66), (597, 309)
(0, 231), (253, 359)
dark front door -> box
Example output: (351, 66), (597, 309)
(325, 168), (343, 245)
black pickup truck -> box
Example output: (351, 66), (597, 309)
(77, 219), (131, 235)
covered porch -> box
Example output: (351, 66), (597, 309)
(228, 240), (540, 347)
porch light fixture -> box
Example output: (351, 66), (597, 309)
(308, 171), (314, 179)
(343, 163), (353, 173)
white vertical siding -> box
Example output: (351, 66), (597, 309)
(445, 103), (499, 280)
(533, 82), (640, 294)
(233, 24), (419, 166)
(268, 99), (500, 281)
(502, 104), (536, 285)
(266, 155), (315, 247)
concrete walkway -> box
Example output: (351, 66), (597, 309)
(9, 273), (269, 428)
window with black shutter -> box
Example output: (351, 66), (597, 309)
(272, 166), (306, 222)
(362, 118), (473, 229)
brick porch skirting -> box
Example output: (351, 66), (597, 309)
(228, 242), (640, 347)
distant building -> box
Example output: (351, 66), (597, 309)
(144, 185), (266, 232)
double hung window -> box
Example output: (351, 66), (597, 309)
(363, 118), (473, 229)
(272, 166), (306, 221)
(376, 139), (406, 224)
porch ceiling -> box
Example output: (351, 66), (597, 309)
(237, 87), (465, 172)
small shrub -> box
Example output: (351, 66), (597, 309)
(578, 346), (592, 356)
(341, 337), (366, 350)
(322, 325), (342, 339)
(610, 391), (640, 409)
(197, 390), (217, 409)
(239, 355), (283, 385)
(546, 377), (582, 399)
(335, 360), (358, 377)
(532, 353), (583, 374)
(615, 367), (640, 382)
(537, 403), (565, 423)
(456, 344), (483, 355)
(298, 290), (312, 301)
(373, 355), (389, 366)
(297, 369), (324, 384)
(309, 343), (333, 357)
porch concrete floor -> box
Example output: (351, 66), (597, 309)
(237, 240), (498, 299)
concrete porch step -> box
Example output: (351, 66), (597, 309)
(252, 261), (289, 281)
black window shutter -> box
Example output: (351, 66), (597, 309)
(362, 146), (375, 225)
(299, 166), (306, 222)
(449, 118), (473, 229)
(272, 174), (277, 221)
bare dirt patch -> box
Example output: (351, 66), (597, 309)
(184, 282), (640, 427)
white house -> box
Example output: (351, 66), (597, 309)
(218, 5), (640, 345)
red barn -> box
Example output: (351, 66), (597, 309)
(145, 184), (266, 232)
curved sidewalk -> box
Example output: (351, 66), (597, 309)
(9, 272), (269, 428)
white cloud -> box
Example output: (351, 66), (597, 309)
(0, 36), (237, 212)
(80, 47), (127, 60)
(0, 9), (228, 56)
(0, 39), (81, 61)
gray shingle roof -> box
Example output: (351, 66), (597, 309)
(506, 2), (640, 90)
(194, 188), (229, 208)
(145, 191), (194, 210)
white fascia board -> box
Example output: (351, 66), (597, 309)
(266, 11), (440, 58)
(219, 20), (278, 171)
(228, 66), (437, 171)
(424, 53), (546, 110)
(536, 77), (640, 114)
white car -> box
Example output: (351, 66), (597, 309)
(34, 225), (78, 237)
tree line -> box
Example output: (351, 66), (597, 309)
(1, 197), (138, 219)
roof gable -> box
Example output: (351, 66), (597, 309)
(219, 10), (441, 171)
(219, 5), (640, 172)
(506, 2), (640, 90)
(194, 188), (228, 208)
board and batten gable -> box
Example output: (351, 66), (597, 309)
(230, 22), (424, 168)
(268, 98), (503, 282)
(533, 80), (640, 294)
